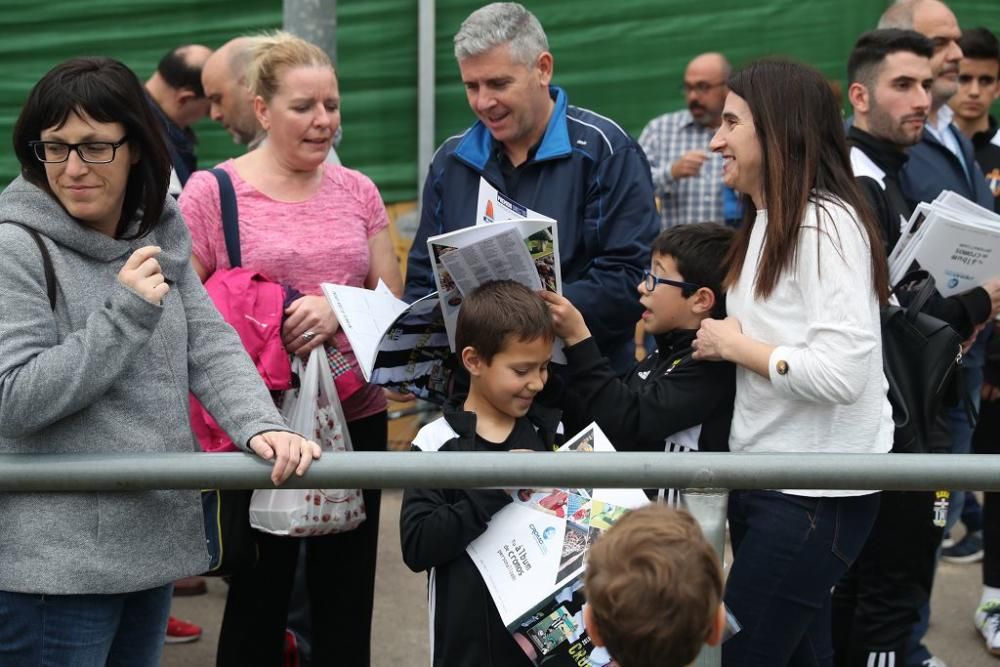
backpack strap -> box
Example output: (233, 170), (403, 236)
(1, 221), (56, 310)
(209, 167), (241, 268)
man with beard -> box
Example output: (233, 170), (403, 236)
(878, 3), (1000, 665)
(638, 52), (737, 228)
(831, 29), (985, 667)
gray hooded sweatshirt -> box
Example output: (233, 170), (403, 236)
(0, 176), (288, 595)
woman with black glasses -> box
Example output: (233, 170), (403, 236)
(0, 57), (319, 666)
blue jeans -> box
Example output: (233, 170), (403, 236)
(723, 490), (880, 667)
(0, 584), (172, 667)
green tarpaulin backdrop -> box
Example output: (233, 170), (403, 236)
(1, 1), (997, 202)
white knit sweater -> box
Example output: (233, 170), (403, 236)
(726, 197), (893, 497)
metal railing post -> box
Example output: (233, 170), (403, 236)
(684, 489), (729, 667)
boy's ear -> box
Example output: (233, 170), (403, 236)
(583, 604), (605, 648)
(706, 603), (727, 646)
(461, 346), (485, 376)
(690, 286), (716, 317)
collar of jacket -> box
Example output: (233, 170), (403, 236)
(453, 86), (571, 172)
(848, 125), (908, 176)
(972, 115), (999, 150)
(439, 393), (563, 451)
(652, 328), (697, 358)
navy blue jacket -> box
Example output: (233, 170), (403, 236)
(405, 87), (660, 374)
(901, 122), (994, 211)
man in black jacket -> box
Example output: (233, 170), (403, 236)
(833, 29), (991, 667)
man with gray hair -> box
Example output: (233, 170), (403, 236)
(405, 2), (659, 376)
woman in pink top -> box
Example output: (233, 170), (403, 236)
(179, 32), (402, 667)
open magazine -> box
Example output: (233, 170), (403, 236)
(428, 218), (563, 353)
(321, 280), (452, 404)
(889, 191), (1000, 294)
(465, 423), (647, 666)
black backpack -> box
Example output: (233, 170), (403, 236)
(881, 270), (964, 453)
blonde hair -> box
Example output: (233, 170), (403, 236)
(246, 31), (334, 102)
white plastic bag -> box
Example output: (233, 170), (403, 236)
(249, 347), (366, 536)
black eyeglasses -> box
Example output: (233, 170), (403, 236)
(29, 136), (129, 164)
(642, 270), (700, 294)
(681, 81), (726, 95)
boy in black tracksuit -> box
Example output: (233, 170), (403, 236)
(400, 281), (561, 667)
(540, 222), (736, 490)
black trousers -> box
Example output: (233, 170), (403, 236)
(831, 489), (945, 665)
(216, 411), (387, 667)
(973, 395), (1000, 587)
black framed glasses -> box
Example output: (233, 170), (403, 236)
(28, 136), (128, 164)
(643, 270), (700, 294)
(681, 81), (726, 95)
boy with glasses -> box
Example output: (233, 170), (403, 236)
(541, 222), (736, 493)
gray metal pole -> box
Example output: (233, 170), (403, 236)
(283, 0), (337, 62)
(417, 0), (436, 197)
(2, 452), (1000, 492)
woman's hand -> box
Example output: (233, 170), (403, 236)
(249, 431), (323, 486)
(538, 291), (590, 346)
(119, 246), (169, 305)
(283, 295), (339, 358)
(692, 317), (743, 361)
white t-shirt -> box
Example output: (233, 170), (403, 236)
(726, 197), (893, 496)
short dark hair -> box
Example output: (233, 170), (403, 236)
(13, 57), (171, 239)
(455, 280), (555, 363)
(958, 27), (1000, 64)
(651, 222), (734, 317)
(157, 45), (206, 97)
(847, 29), (934, 90)
(584, 504), (723, 667)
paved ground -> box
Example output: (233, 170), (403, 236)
(163, 490), (998, 667)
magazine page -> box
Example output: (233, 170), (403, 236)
(477, 177), (556, 225)
(322, 282), (451, 403)
(428, 219), (562, 353)
(466, 423), (648, 666)
(911, 216), (1000, 297)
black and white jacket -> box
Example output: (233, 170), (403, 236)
(399, 401), (561, 667)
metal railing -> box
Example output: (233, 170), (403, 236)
(2, 451), (998, 492)
(5, 450), (994, 667)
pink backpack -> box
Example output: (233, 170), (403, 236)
(190, 268), (292, 452)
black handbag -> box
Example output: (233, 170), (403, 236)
(881, 270), (963, 453)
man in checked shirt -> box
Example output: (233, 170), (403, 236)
(639, 52), (738, 229)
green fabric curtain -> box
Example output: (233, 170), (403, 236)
(1, 1), (997, 203)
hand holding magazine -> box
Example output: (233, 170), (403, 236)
(465, 423), (646, 666)
(321, 280), (452, 403)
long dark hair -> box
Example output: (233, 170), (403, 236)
(722, 59), (889, 304)
(12, 57), (171, 239)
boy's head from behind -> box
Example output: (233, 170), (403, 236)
(583, 504), (726, 667)
(639, 222), (733, 335)
(457, 280), (555, 419)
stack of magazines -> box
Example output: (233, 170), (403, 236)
(889, 190), (1000, 293)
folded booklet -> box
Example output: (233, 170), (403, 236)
(321, 280), (452, 404)
(465, 423), (647, 666)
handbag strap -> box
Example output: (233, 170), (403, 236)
(1, 221), (56, 310)
(892, 269), (936, 322)
(209, 167), (241, 268)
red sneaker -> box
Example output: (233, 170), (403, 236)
(283, 629), (300, 667)
(165, 615), (202, 644)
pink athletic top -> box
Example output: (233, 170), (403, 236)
(180, 160), (389, 421)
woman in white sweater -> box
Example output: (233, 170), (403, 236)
(693, 60), (894, 666)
